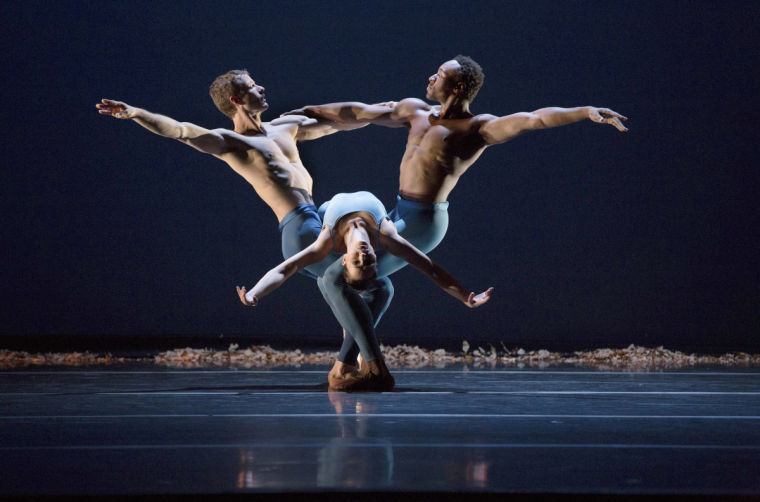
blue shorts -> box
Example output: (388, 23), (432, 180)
(376, 195), (450, 277)
(278, 204), (330, 279)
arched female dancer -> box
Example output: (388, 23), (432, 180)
(237, 191), (493, 391)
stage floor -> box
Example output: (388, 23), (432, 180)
(1, 365), (759, 499)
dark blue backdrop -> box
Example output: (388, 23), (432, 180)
(2, 1), (758, 352)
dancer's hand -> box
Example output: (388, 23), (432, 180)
(589, 107), (628, 132)
(465, 287), (493, 308)
(236, 286), (258, 307)
(96, 99), (137, 119)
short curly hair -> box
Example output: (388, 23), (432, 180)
(209, 69), (249, 119)
(453, 55), (484, 101)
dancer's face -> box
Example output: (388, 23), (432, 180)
(425, 60), (461, 102)
(232, 74), (268, 112)
(342, 235), (378, 284)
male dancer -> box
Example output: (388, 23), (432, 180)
(96, 69), (393, 388)
(285, 55), (628, 363)
(286, 55), (628, 274)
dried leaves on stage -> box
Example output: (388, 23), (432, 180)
(1, 343), (759, 370)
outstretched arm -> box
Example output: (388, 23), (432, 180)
(268, 114), (371, 141)
(378, 220), (493, 308)
(236, 227), (333, 306)
(281, 98), (429, 129)
(96, 99), (231, 155)
(479, 106), (628, 145)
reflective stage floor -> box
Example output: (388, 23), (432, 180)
(2, 365), (759, 500)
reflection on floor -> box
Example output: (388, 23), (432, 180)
(1, 365), (759, 500)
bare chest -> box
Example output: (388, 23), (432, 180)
(225, 135), (311, 189)
(234, 134), (299, 163)
(407, 116), (485, 166)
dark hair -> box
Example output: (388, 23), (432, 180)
(453, 55), (484, 101)
(343, 270), (377, 291)
(209, 69), (249, 119)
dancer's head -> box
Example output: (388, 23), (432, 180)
(210, 69), (268, 119)
(341, 239), (378, 290)
(426, 55), (484, 103)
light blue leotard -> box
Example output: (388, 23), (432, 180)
(316, 192), (451, 364)
(278, 197), (392, 363)
(317, 192), (396, 362)
(287, 191), (452, 364)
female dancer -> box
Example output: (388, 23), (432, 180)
(237, 191), (493, 391)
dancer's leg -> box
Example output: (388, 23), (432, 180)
(317, 258), (383, 362)
(279, 204), (331, 278)
(332, 275), (393, 364)
(376, 196), (450, 277)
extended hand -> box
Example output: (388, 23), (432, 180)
(236, 286), (259, 307)
(96, 99), (137, 119)
(589, 107), (628, 132)
(466, 287), (494, 308)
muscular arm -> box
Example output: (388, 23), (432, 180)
(282, 98), (428, 129)
(379, 221), (492, 307)
(236, 228), (334, 305)
(479, 106), (628, 145)
(97, 99), (231, 155)
(268, 114), (370, 141)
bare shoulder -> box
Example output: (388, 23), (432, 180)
(378, 217), (399, 237)
(214, 129), (270, 160)
(460, 114), (497, 138)
(266, 116), (314, 137)
(211, 127), (250, 141)
(378, 218), (408, 251)
(475, 111), (539, 145)
(472, 113), (499, 125)
(396, 97), (431, 115)
(208, 127), (248, 154)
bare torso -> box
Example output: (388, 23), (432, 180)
(217, 122), (314, 221)
(399, 106), (490, 203)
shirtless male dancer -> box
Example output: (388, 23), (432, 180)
(286, 55), (628, 274)
(96, 70), (394, 385)
(285, 55), (628, 361)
